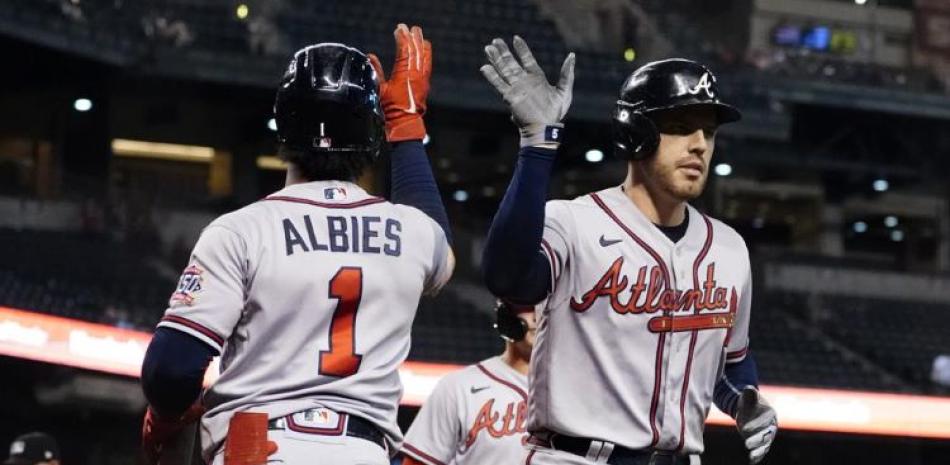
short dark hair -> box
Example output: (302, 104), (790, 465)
(278, 145), (376, 182)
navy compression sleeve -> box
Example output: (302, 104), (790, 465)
(141, 327), (215, 417)
(390, 141), (452, 244)
(481, 147), (555, 303)
(713, 352), (760, 418)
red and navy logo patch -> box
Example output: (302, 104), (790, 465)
(170, 264), (204, 307)
(323, 187), (347, 200)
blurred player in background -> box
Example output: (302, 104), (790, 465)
(479, 36), (777, 465)
(400, 301), (536, 465)
(3, 432), (60, 465)
(139, 24), (454, 465)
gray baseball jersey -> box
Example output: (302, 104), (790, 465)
(402, 356), (529, 465)
(530, 185), (751, 454)
(157, 180), (452, 462)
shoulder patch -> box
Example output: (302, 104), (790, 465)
(170, 264), (204, 307)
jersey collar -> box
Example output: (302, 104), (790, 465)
(268, 180), (380, 205)
(597, 185), (704, 249)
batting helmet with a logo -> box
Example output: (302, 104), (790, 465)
(274, 43), (385, 159)
(612, 58), (741, 160)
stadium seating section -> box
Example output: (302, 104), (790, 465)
(2, 0), (942, 94)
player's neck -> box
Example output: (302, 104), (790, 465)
(623, 171), (686, 226)
(501, 346), (530, 375)
(285, 165), (309, 187)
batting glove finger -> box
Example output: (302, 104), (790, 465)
(479, 37), (575, 148)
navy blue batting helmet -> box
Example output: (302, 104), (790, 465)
(613, 58), (741, 160)
(274, 43), (385, 158)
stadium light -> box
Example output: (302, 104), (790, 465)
(884, 215), (898, 228)
(714, 163), (732, 176)
(855, 0), (868, 5)
(585, 149), (604, 163)
(236, 4), (249, 19)
(453, 190), (468, 202)
(623, 48), (636, 62)
(872, 178), (889, 192)
(853, 221), (868, 234)
(267, 118), (277, 132)
(73, 98), (92, 112)
(890, 230), (905, 242)
(256, 155), (287, 171)
(111, 139), (214, 163)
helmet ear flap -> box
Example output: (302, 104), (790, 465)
(612, 105), (659, 161)
(494, 301), (528, 342)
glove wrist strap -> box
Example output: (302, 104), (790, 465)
(519, 123), (564, 149)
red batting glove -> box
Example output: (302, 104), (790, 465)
(223, 412), (279, 465)
(142, 404), (206, 465)
(368, 23), (432, 142)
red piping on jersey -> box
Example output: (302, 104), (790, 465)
(403, 443), (448, 465)
(589, 194), (671, 288)
(264, 195), (387, 209)
(160, 315), (225, 347)
(285, 413), (346, 435)
(476, 364), (528, 402)
(540, 238), (562, 278)
(676, 213), (714, 452)
(590, 192), (671, 447)
(540, 239), (559, 290)
(525, 449), (537, 465)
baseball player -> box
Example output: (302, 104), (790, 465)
(4, 432), (60, 465)
(479, 37), (778, 465)
(140, 24), (455, 465)
(400, 301), (536, 465)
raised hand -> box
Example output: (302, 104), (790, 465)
(368, 24), (432, 142)
(480, 36), (574, 148)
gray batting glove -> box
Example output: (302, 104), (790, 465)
(480, 36), (575, 149)
(735, 387), (778, 464)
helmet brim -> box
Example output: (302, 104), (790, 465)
(644, 101), (742, 125)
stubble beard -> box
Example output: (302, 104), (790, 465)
(644, 160), (707, 203)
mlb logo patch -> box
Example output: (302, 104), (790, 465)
(294, 408), (340, 427)
(170, 264), (204, 307)
(324, 187), (347, 200)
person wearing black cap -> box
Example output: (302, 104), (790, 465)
(4, 432), (60, 465)
(479, 37), (777, 465)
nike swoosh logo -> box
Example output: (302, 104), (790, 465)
(406, 80), (417, 114)
(470, 386), (489, 394)
(599, 235), (622, 247)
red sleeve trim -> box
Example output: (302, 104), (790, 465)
(727, 346), (749, 361)
(160, 315), (225, 347)
(402, 443), (448, 465)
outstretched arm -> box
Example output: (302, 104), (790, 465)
(369, 24), (453, 246)
(482, 146), (557, 302)
(478, 36), (574, 303)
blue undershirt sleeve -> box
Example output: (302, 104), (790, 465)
(390, 141), (452, 245)
(714, 351), (760, 418)
(481, 147), (555, 303)
(141, 327), (216, 418)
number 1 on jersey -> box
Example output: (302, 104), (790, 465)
(320, 267), (364, 377)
